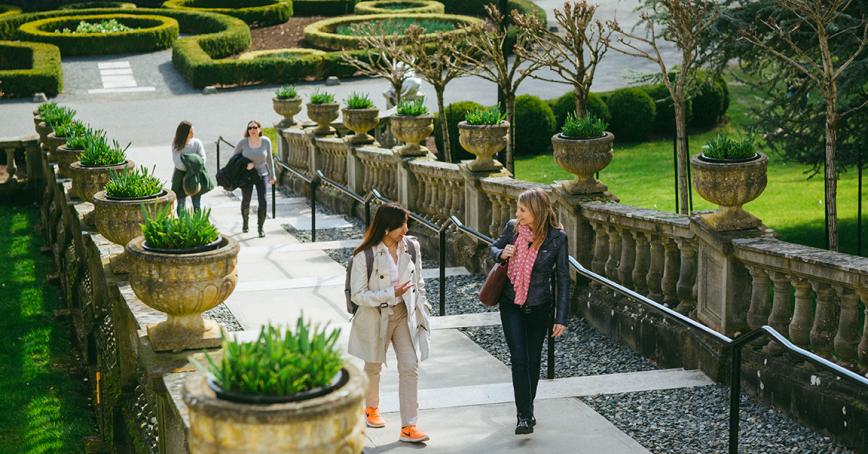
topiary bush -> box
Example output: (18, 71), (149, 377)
(162, 0), (292, 28)
(689, 73), (728, 129)
(548, 91), (609, 131)
(514, 94), (556, 156)
(434, 100), (482, 163)
(642, 83), (693, 136)
(355, 0), (444, 14)
(0, 4), (21, 18)
(0, 40), (62, 97)
(17, 13), (179, 56)
(60, 2), (137, 9)
(606, 87), (655, 142)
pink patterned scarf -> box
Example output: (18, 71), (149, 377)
(507, 223), (539, 306)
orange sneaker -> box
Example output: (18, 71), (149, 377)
(399, 425), (430, 443)
(365, 407), (385, 428)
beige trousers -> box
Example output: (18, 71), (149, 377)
(364, 302), (419, 427)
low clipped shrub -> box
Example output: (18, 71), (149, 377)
(293, 0), (355, 16)
(355, 0), (444, 14)
(309, 89), (335, 104)
(0, 40), (62, 97)
(105, 165), (163, 198)
(141, 205), (219, 249)
(0, 4), (21, 18)
(344, 91), (373, 109)
(396, 99), (427, 116)
(642, 83), (692, 136)
(303, 13), (481, 50)
(701, 132), (755, 161)
(464, 105), (506, 125)
(162, 0), (292, 28)
(606, 87), (655, 142)
(690, 73), (728, 129)
(17, 14), (179, 56)
(79, 130), (128, 167)
(60, 2), (137, 9)
(238, 47), (324, 60)
(514, 94), (555, 156)
(192, 317), (344, 398)
(434, 100), (481, 163)
(561, 113), (606, 139)
(60, 18), (133, 33)
(548, 91), (609, 131)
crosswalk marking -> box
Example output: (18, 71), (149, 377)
(89, 60), (155, 94)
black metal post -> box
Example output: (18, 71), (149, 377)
(216, 140), (221, 172)
(439, 227), (446, 316)
(272, 182), (276, 219)
(824, 161), (829, 249)
(364, 199), (372, 227)
(728, 344), (742, 454)
(673, 125), (679, 213)
(859, 150), (863, 256)
(310, 179), (317, 243)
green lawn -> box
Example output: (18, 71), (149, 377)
(516, 83), (866, 256)
(0, 205), (96, 454)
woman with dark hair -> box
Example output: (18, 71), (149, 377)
(348, 203), (431, 444)
(170, 120), (207, 216)
(490, 187), (569, 435)
(233, 120), (274, 237)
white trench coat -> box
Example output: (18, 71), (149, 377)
(348, 238), (431, 364)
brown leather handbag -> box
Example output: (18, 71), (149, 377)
(479, 262), (508, 307)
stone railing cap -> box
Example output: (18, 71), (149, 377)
(733, 237), (868, 279)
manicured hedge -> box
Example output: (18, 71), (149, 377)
(433, 100), (483, 163)
(303, 13), (481, 51)
(548, 91), (610, 130)
(690, 73), (728, 129)
(239, 47), (324, 59)
(162, 0), (292, 28)
(60, 2), (137, 8)
(514, 94), (555, 156)
(0, 40), (62, 97)
(0, 4), (21, 18)
(355, 0), (444, 14)
(294, 0), (355, 16)
(607, 87), (655, 142)
(17, 13), (179, 56)
(642, 83), (693, 136)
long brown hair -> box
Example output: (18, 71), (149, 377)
(244, 120), (262, 138)
(354, 203), (409, 255)
(172, 121), (192, 151)
(517, 188), (560, 249)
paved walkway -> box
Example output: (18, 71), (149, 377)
(123, 144), (713, 453)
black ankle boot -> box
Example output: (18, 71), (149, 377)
(258, 226), (265, 238)
(515, 417), (533, 435)
(241, 209), (249, 233)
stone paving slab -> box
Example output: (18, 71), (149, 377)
(364, 398), (652, 453)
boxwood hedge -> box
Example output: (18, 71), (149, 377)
(293, 0), (355, 16)
(0, 4), (21, 18)
(303, 13), (481, 51)
(0, 40), (62, 97)
(60, 2), (137, 9)
(162, 0), (292, 28)
(354, 0), (444, 14)
(17, 13), (179, 56)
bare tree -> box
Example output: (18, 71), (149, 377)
(513, 0), (614, 118)
(340, 25), (412, 108)
(399, 25), (471, 163)
(608, 0), (718, 215)
(738, 0), (868, 251)
(456, 5), (544, 174)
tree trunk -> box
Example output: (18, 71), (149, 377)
(824, 89), (839, 251)
(674, 99), (690, 215)
(436, 88), (452, 163)
(393, 79), (403, 108)
(574, 86), (587, 118)
(505, 92), (516, 175)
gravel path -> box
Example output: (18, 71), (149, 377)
(461, 315), (657, 378)
(204, 303), (244, 332)
(581, 386), (855, 454)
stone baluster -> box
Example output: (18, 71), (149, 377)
(788, 278), (813, 348)
(646, 234), (665, 302)
(336, 152), (347, 184)
(675, 240), (697, 314)
(451, 181), (463, 216)
(745, 266), (771, 330)
(661, 239), (680, 306)
(605, 227), (622, 281)
(441, 178), (453, 219)
(809, 282), (837, 358)
(857, 288), (868, 372)
(617, 229), (636, 287)
(5, 148), (17, 182)
(765, 271), (793, 352)
(590, 223), (609, 279)
(489, 197), (503, 238)
(832, 286), (860, 366)
(631, 232), (651, 295)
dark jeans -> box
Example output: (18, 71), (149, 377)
(500, 300), (552, 419)
(240, 174), (268, 228)
(176, 194), (201, 217)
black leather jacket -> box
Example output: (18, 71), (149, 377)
(490, 219), (571, 325)
(216, 153), (256, 191)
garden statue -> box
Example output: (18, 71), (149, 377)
(383, 62), (424, 109)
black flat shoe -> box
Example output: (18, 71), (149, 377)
(515, 418), (533, 435)
(530, 416), (536, 428)
(258, 229), (265, 238)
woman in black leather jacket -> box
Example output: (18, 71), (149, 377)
(490, 187), (570, 435)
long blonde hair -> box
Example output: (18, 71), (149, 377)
(517, 188), (560, 249)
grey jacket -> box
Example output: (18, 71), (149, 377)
(490, 219), (571, 325)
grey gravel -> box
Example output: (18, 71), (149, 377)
(581, 386), (855, 454)
(461, 315), (657, 379)
(283, 225), (363, 243)
(204, 303), (244, 332)
(425, 274), (490, 316)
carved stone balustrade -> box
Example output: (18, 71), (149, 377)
(407, 160), (464, 221)
(356, 147), (398, 201)
(278, 127), (312, 176)
(313, 137), (350, 185)
(480, 177), (548, 238)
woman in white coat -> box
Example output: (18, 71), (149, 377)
(349, 203), (431, 444)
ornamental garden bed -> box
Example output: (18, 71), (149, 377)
(0, 40), (62, 97)
(354, 0), (445, 14)
(303, 13), (481, 50)
(16, 13), (179, 56)
(163, 0), (292, 27)
(59, 2), (137, 9)
(0, 4), (21, 18)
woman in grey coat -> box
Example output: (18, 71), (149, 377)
(233, 120), (275, 237)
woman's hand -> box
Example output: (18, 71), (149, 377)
(552, 324), (567, 338)
(270, 178), (276, 185)
(500, 244), (516, 260)
(246, 162), (254, 170)
(394, 281), (414, 297)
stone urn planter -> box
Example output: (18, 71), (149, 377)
(273, 97), (303, 129)
(342, 107), (379, 144)
(69, 160), (136, 203)
(183, 362), (366, 453)
(126, 235), (239, 352)
(552, 132), (615, 194)
(52, 144), (84, 179)
(306, 103), (340, 136)
(44, 131), (67, 156)
(691, 152), (768, 231)
(391, 114), (434, 156)
(92, 189), (176, 274)
(35, 120), (51, 145)
(458, 121), (509, 172)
